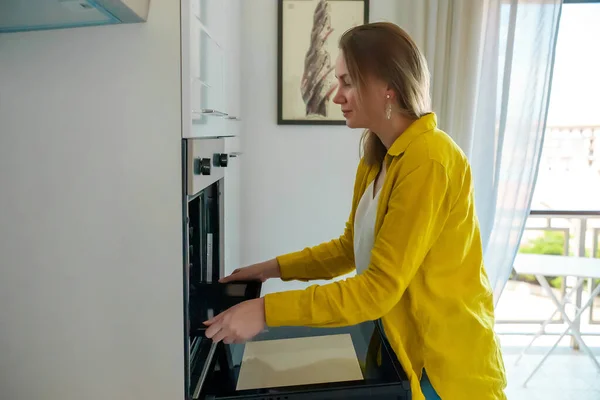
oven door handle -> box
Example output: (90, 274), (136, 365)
(192, 341), (218, 399)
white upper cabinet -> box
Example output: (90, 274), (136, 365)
(0, 0), (149, 33)
(222, 0), (242, 137)
(181, 0), (242, 138)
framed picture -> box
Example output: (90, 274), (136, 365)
(277, 0), (369, 125)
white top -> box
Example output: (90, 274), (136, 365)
(353, 164), (386, 274)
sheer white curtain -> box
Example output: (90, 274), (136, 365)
(480, 0), (562, 303)
(384, 0), (562, 304)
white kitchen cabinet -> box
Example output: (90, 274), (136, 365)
(197, 0), (227, 47)
(182, 0), (242, 139)
(0, 0), (150, 33)
(222, 0), (242, 137)
(181, 0), (243, 267)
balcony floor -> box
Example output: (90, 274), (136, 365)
(496, 279), (600, 398)
(501, 338), (600, 400)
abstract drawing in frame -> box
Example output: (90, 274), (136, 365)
(277, 0), (369, 125)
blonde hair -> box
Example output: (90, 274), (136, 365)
(339, 22), (431, 165)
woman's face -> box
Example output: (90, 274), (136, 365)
(333, 52), (388, 130)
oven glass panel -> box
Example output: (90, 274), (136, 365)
(201, 322), (411, 399)
(187, 181), (220, 285)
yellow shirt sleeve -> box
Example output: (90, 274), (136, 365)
(265, 159), (452, 327)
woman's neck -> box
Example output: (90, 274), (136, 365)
(371, 115), (415, 149)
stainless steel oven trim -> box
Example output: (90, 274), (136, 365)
(181, 140), (192, 398)
(206, 233), (214, 283)
(218, 179), (225, 281)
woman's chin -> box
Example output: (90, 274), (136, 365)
(345, 118), (361, 129)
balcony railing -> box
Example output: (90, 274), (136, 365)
(529, 210), (599, 321)
(494, 125), (600, 347)
(496, 210), (600, 347)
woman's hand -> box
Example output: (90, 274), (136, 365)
(219, 259), (281, 283)
(204, 298), (266, 344)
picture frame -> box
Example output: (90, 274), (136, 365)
(277, 0), (369, 125)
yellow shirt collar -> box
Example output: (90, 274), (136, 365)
(387, 112), (437, 156)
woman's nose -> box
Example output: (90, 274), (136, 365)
(333, 89), (344, 105)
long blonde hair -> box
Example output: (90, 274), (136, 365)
(338, 22), (431, 165)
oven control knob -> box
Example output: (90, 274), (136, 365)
(218, 153), (228, 167)
(196, 158), (211, 175)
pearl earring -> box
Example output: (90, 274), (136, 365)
(385, 94), (392, 120)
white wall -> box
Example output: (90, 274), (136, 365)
(239, 0), (397, 294)
(0, 1), (184, 399)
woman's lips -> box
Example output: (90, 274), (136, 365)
(342, 110), (352, 117)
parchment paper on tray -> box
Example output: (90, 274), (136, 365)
(236, 333), (364, 391)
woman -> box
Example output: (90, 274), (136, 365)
(204, 22), (507, 399)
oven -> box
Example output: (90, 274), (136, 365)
(182, 138), (263, 399)
(181, 138), (411, 399)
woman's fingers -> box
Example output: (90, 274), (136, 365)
(204, 321), (219, 339)
(203, 311), (223, 326)
(204, 300), (264, 345)
(223, 337), (236, 345)
(219, 264), (270, 284)
(204, 318), (237, 344)
(204, 312), (226, 338)
(210, 327), (229, 344)
(219, 270), (241, 283)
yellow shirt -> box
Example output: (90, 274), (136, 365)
(263, 113), (507, 400)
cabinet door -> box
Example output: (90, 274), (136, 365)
(222, 0), (242, 137)
(223, 137), (242, 276)
(182, 0), (228, 138)
(190, 19), (226, 138)
(195, 0), (226, 46)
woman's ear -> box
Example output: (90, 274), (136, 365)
(385, 88), (395, 102)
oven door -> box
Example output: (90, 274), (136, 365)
(187, 280), (262, 400)
(192, 322), (411, 400)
